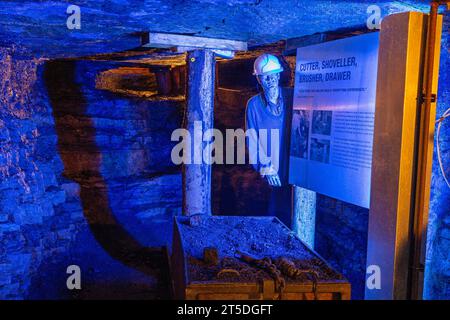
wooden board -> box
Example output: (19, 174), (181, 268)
(143, 32), (247, 51)
(171, 216), (351, 300)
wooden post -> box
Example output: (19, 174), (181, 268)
(183, 50), (216, 216)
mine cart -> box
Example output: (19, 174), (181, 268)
(171, 216), (351, 300)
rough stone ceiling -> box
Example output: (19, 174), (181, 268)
(0, 0), (428, 58)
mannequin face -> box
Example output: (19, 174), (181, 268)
(257, 72), (280, 92)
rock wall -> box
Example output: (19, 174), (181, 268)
(314, 195), (369, 300)
(0, 49), (182, 299)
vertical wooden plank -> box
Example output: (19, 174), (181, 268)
(183, 50), (216, 216)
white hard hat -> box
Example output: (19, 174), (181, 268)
(253, 53), (284, 76)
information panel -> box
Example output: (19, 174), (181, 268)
(289, 32), (379, 208)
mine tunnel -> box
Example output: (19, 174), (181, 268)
(0, 1), (449, 301)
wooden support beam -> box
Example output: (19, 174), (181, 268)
(143, 32), (247, 51)
(365, 11), (442, 300)
(183, 50), (216, 216)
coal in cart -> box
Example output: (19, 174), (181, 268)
(171, 216), (351, 300)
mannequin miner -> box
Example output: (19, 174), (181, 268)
(245, 53), (293, 226)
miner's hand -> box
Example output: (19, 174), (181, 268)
(266, 174), (281, 187)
